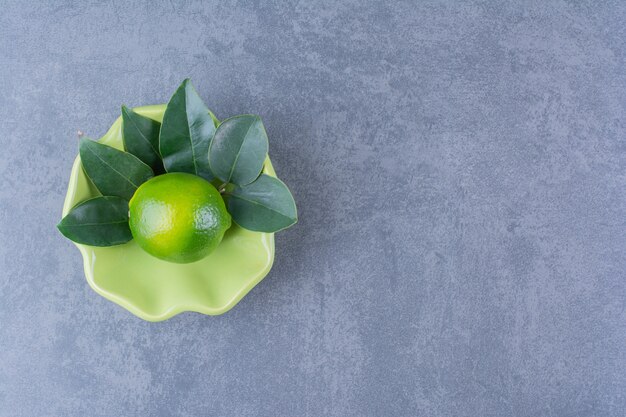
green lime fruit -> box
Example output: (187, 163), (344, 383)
(129, 173), (232, 263)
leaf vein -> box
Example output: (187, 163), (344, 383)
(231, 194), (293, 219)
(184, 93), (200, 176)
(227, 117), (258, 182)
(84, 145), (141, 189)
(126, 110), (160, 156)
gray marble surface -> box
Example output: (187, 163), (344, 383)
(0, 1), (625, 416)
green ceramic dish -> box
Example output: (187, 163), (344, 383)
(62, 105), (275, 321)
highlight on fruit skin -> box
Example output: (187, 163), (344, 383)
(58, 78), (297, 264)
(128, 173), (231, 264)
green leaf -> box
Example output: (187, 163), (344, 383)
(226, 174), (297, 232)
(57, 196), (132, 246)
(79, 137), (154, 201)
(159, 79), (216, 181)
(209, 114), (269, 185)
(121, 105), (164, 174)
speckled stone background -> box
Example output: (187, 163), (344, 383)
(0, 1), (624, 416)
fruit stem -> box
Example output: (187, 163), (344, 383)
(218, 182), (227, 194)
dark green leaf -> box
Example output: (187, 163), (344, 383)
(57, 196), (132, 246)
(79, 137), (154, 201)
(227, 174), (297, 232)
(121, 105), (164, 174)
(159, 79), (216, 181)
(209, 114), (268, 185)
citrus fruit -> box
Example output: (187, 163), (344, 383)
(129, 172), (231, 263)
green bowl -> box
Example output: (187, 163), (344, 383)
(61, 105), (275, 321)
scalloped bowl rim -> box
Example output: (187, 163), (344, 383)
(61, 104), (275, 321)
